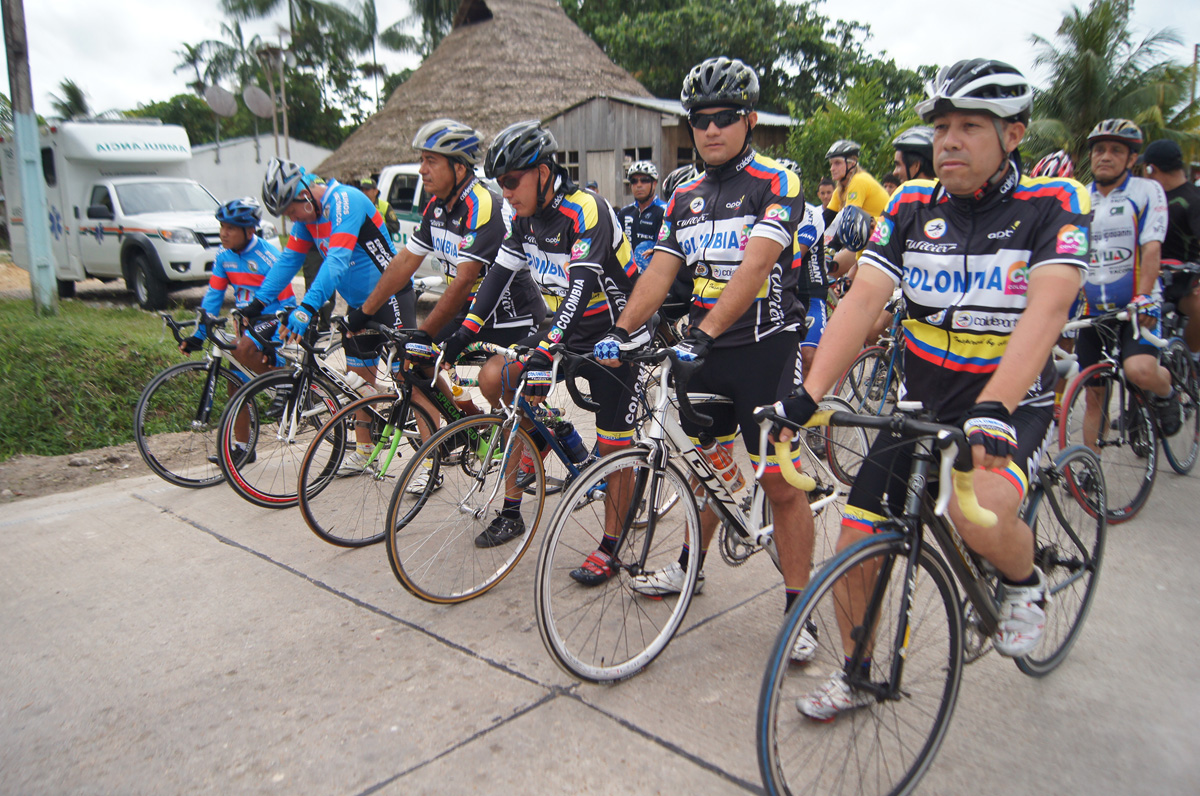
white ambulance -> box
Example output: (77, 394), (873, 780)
(1, 119), (277, 309)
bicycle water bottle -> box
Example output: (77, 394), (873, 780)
(449, 382), (482, 416)
(342, 371), (376, 396)
(697, 432), (745, 493)
(555, 421), (591, 465)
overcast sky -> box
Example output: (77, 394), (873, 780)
(1, 0), (1197, 117)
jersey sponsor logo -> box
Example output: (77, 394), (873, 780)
(906, 264), (1007, 293)
(694, 263), (709, 277)
(1004, 261), (1029, 296)
(953, 310), (1018, 331)
(527, 250), (568, 282)
(657, 221), (672, 241)
(870, 218), (893, 246)
(987, 228), (1015, 239)
(1056, 224), (1088, 255)
(434, 207), (444, 218)
(906, 239), (958, 254)
(726, 196), (744, 210)
(547, 325), (564, 343)
(571, 238), (591, 259)
(676, 214), (707, 228)
(543, 232), (562, 245)
(461, 232), (476, 249)
(924, 218), (947, 239)
(764, 204), (791, 222)
(247, 258), (260, 272)
(680, 228), (747, 256)
(1091, 246), (1134, 265)
(1109, 205), (1125, 215)
(689, 196), (705, 214)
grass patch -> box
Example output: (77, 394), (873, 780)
(0, 299), (185, 460)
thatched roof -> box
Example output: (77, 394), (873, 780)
(317, 0), (652, 181)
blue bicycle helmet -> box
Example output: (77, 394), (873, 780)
(216, 197), (263, 229)
(827, 206), (873, 252)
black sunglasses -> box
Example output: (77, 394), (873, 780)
(497, 169), (531, 191)
(687, 108), (748, 130)
(629, 176), (654, 185)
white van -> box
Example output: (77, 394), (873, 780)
(0, 119), (278, 309)
(375, 163), (426, 251)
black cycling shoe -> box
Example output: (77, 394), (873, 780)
(474, 514), (526, 548)
(1152, 394), (1183, 437)
(208, 446), (256, 467)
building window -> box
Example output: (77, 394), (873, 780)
(622, 147), (654, 196)
(555, 150), (579, 182)
(677, 148), (699, 169)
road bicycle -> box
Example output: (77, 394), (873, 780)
(383, 345), (613, 603)
(756, 402), (1107, 796)
(532, 347), (868, 682)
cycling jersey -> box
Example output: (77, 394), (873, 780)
(859, 166), (1091, 418)
(827, 169), (891, 219)
(1163, 181), (1200, 263)
(467, 179), (644, 352)
(407, 176), (543, 330)
(617, 196), (667, 273)
(1083, 172), (1168, 313)
(793, 202), (827, 303)
(253, 180), (397, 311)
(197, 236), (295, 333)
(654, 150), (806, 348)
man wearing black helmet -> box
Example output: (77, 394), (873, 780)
(774, 59), (1092, 718)
(594, 56), (817, 659)
(1143, 138), (1200, 356)
(892, 125), (937, 184)
(825, 138), (890, 225)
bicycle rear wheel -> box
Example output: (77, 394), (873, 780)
(758, 537), (963, 796)
(1059, 362), (1156, 523)
(134, 360), (248, 488)
(819, 395), (870, 487)
(217, 370), (342, 508)
(1160, 339), (1200, 474)
(1017, 445), (1107, 676)
(834, 346), (899, 418)
(385, 414), (546, 603)
(535, 448), (701, 682)
(298, 393), (433, 547)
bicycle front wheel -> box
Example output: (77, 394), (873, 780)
(1160, 339), (1200, 475)
(1017, 445), (1107, 676)
(298, 393), (433, 547)
(758, 537), (963, 796)
(134, 360), (248, 488)
(217, 370), (342, 508)
(834, 346), (899, 418)
(535, 448), (702, 682)
(385, 414), (546, 603)
(1059, 362), (1157, 523)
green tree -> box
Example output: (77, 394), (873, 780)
(48, 79), (92, 120)
(174, 42), (213, 97)
(206, 21), (265, 91)
(1026, 0), (1199, 181)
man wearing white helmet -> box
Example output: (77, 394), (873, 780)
(774, 58), (1092, 719)
(617, 160), (668, 274)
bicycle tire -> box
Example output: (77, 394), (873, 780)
(535, 448), (702, 682)
(216, 369), (343, 508)
(385, 414), (546, 603)
(298, 393), (434, 548)
(834, 345), (899, 418)
(1016, 445), (1107, 676)
(1160, 339), (1200, 475)
(1059, 361), (1157, 524)
(818, 395), (870, 487)
(134, 360), (248, 488)
(758, 535), (963, 796)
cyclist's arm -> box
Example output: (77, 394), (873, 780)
(253, 244), (307, 307)
(1137, 240), (1163, 296)
(975, 264), (1082, 411)
(421, 258), (482, 335)
(361, 249), (422, 316)
(693, 236), (786, 339)
(615, 249), (683, 333)
(535, 265), (602, 356)
(459, 255), (518, 332)
(802, 265), (896, 399)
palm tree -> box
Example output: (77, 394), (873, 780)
(206, 21), (265, 90)
(1026, 0), (1198, 181)
(48, 79), (92, 120)
(174, 42), (213, 97)
(354, 0), (418, 108)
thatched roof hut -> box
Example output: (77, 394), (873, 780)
(316, 0), (652, 181)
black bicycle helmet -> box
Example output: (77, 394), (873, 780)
(825, 140), (861, 160)
(484, 120), (558, 179)
(916, 59), (1033, 124)
(261, 158), (310, 215)
(1087, 119), (1144, 153)
(893, 127), (934, 161)
(661, 164), (700, 200)
(680, 57), (759, 111)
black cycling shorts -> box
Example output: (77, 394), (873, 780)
(841, 402), (1055, 534)
(678, 331), (802, 470)
(345, 295), (403, 368)
(1075, 317), (1160, 371)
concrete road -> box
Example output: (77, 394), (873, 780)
(2, 454), (1199, 794)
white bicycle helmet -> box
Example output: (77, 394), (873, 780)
(775, 157), (801, 176)
(412, 118), (485, 165)
(626, 160), (658, 181)
(916, 59), (1033, 124)
(826, 206), (873, 252)
(261, 158), (310, 215)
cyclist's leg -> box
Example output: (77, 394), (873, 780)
(799, 298), (826, 379)
(1073, 325), (1107, 453)
(346, 296), (403, 445)
(230, 318), (281, 444)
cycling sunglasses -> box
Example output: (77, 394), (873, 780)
(687, 108), (749, 130)
(628, 176), (655, 185)
(497, 169), (531, 191)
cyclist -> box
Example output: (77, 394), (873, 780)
(773, 59), (1092, 717)
(244, 157), (414, 455)
(617, 160), (668, 274)
(778, 158), (828, 381)
(594, 56), (817, 660)
(1142, 138), (1200, 356)
(439, 120), (646, 549)
(892, 125), (936, 183)
(825, 139), (891, 224)
(182, 197), (297, 464)
(1078, 119), (1178, 436)
(1030, 149), (1074, 180)
(353, 118), (547, 480)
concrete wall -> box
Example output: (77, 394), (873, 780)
(189, 136), (332, 227)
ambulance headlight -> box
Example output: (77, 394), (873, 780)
(159, 227), (198, 245)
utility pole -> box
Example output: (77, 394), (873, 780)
(2, 0), (57, 315)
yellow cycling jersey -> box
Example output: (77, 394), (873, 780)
(828, 169), (891, 219)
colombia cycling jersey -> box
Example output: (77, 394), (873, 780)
(793, 202), (826, 304)
(406, 176), (543, 330)
(196, 236), (295, 338)
(859, 167), (1091, 418)
(617, 196), (667, 273)
(253, 180), (396, 311)
(827, 169), (891, 219)
(654, 151), (806, 348)
(466, 179), (643, 352)
(1083, 172), (1168, 313)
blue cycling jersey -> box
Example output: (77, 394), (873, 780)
(196, 236), (295, 338)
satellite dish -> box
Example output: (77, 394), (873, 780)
(243, 86), (275, 118)
(204, 85), (238, 118)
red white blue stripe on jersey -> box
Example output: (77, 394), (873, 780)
(744, 161), (796, 197)
(1015, 180), (1085, 214)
